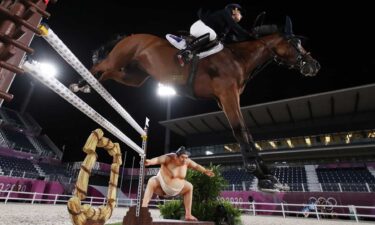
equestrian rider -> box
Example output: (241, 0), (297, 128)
(177, 3), (252, 64)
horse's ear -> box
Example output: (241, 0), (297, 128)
(284, 16), (293, 35)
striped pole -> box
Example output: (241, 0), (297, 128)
(22, 61), (144, 156)
(38, 24), (146, 136)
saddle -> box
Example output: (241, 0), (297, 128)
(166, 34), (223, 62)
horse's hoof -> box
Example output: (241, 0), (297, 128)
(69, 83), (79, 92)
(258, 178), (290, 193)
(82, 85), (91, 93)
(244, 163), (257, 173)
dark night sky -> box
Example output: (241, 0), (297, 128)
(3, 1), (375, 166)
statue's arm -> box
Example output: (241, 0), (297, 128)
(145, 155), (170, 166)
(188, 159), (215, 177)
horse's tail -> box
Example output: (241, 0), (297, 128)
(92, 34), (126, 65)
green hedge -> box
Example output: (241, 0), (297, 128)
(158, 165), (242, 225)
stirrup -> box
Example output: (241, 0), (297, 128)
(177, 54), (185, 67)
(176, 50), (193, 67)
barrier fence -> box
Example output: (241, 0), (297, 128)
(1, 171), (374, 193)
(222, 182), (375, 193)
(1, 190), (374, 222)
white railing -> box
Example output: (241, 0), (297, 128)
(229, 201), (375, 222)
(0, 190), (374, 222)
(223, 182), (375, 192)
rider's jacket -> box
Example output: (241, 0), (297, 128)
(198, 4), (252, 43)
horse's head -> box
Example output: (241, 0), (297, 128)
(267, 17), (320, 76)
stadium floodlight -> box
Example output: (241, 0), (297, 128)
(286, 139), (294, 148)
(157, 83), (176, 97)
(38, 61), (58, 78)
(346, 133), (352, 143)
(305, 137), (312, 146)
(255, 142), (262, 150)
(205, 150), (213, 155)
(269, 141), (277, 149)
(325, 135), (331, 145)
(224, 145), (233, 152)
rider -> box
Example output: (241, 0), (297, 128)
(177, 3), (252, 65)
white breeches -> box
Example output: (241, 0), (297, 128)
(190, 20), (217, 41)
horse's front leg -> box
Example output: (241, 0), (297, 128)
(69, 61), (109, 93)
(218, 89), (288, 192)
(218, 91), (266, 175)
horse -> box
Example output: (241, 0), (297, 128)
(86, 16), (320, 191)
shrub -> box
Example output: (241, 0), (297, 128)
(159, 164), (242, 225)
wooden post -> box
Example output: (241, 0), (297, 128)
(0, 0), (51, 105)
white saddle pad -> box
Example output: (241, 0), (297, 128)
(166, 34), (223, 59)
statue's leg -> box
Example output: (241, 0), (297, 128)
(142, 176), (164, 207)
(180, 181), (198, 221)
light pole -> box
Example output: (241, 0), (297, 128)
(157, 83), (176, 154)
(118, 150), (127, 199)
(165, 96), (172, 154)
(19, 81), (35, 114)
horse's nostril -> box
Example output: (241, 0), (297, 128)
(315, 61), (321, 71)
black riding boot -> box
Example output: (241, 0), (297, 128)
(177, 33), (210, 66)
(241, 143), (289, 192)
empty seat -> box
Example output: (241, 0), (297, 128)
(316, 167), (375, 192)
(0, 155), (39, 179)
(271, 167), (308, 191)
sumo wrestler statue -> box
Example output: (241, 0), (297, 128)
(142, 146), (215, 221)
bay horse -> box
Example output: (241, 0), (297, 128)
(87, 17), (320, 191)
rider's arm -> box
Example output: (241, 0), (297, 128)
(145, 154), (170, 166)
(223, 10), (252, 37)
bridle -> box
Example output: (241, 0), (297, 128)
(259, 35), (310, 70)
(243, 33), (315, 85)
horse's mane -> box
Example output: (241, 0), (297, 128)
(252, 24), (280, 38)
(224, 24), (281, 45)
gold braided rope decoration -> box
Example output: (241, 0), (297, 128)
(67, 129), (122, 225)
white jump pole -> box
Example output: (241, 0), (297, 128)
(22, 61), (144, 156)
(38, 24), (146, 137)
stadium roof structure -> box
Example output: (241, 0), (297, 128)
(160, 83), (375, 163)
(161, 83), (375, 141)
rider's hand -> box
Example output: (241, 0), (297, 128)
(144, 159), (151, 166)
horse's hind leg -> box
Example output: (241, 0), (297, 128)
(100, 70), (149, 87)
(90, 60), (149, 87)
